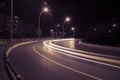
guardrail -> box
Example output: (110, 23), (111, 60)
(81, 42), (120, 51)
(0, 38), (53, 45)
(3, 53), (23, 80)
(1, 38), (38, 80)
(2, 38), (53, 80)
(0, 38), (39, 45)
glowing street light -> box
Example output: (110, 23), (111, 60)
(38, 7), (49, 38)
(113, 24), (116, 27)
(62, 17), (70, 37)
(43, 7), (49, 12)
(71, 27), (75, 31)
(50, 29), (53, 33)
(65, 17), (70, 22)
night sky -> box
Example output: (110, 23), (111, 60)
(1, 0), (120, 37)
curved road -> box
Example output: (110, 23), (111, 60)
(8, 39), (120, 80)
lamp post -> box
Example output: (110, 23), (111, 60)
(71, 27), (75, 38)
(50, 29), (54, 37)
(38, 7), (49, 38)
(62, 17), (70, 38)
(55, 24), (60, 38)
(11, 0), (13, 44)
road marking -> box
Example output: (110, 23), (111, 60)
(43, 41), (120, 69)
(33, 45), (103, 80)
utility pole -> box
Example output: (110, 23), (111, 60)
(11, 0), (13, 44)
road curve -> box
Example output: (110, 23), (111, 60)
(7, 39), (120, 80)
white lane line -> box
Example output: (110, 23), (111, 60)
(33, 45), (103, 80)
(43, 41), (120, 69)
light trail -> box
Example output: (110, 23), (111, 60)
(43, 39), (120, 69)
(50, 39), (120, 59)
(49, 41), (120, 64)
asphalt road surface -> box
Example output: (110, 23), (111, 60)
(8, 39), (120, 80)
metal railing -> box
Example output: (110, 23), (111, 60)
(2, 38), (54, 80)
(3, 53), (23, 80)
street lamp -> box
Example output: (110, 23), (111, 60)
(65, 17), (70, 22)
(71, 27), (75, 38)
(62, 17), (70, 38)
(55, 24), (60, 38)
(38, 7), (49, 38)
(50, 29), (53, 33)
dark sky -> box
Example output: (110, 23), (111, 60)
(1, 0), (120, 37)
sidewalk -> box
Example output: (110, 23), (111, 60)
(0, 44), (9, 80)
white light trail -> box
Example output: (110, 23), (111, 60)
(43, 39), (120, 69)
